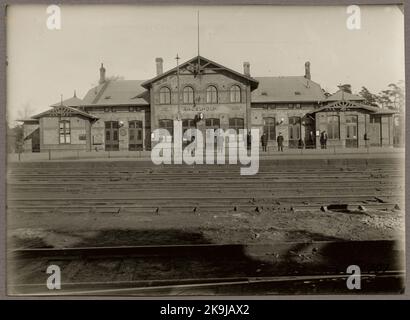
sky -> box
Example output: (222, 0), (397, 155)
(6, 4), (404, 123)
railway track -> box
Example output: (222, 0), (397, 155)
(7, 158), (405, 294)
(8, 241), (405, 295)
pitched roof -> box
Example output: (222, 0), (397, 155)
(326, 90), (365, 102)
(141, 55), (259, 90)
(50, 96), (84, 107)
(31, 105), (98, 120)
(251, 76), (325, 103)
(82, 80), (149, 106)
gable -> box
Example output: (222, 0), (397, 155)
(312, 100), (395, 114)
(32, 105), (98, 120)
(142, 56), (259, 90)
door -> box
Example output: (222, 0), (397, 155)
(263, 117), (276, 142)
(368, 115), (382, 146)
(288, 116), (301, 148)
(129, 120), (143, 151)
(182, 119), (196, 146)
(105, 121), (119, 151)
(205, 118), (220, 147)
(345, 115), (358, 148)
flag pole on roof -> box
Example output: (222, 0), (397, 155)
(197, 10), (201, 74)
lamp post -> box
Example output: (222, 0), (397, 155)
(176, 54), (181, 121)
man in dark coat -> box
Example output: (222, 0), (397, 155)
(320, 131), (328, 149)
(261, 132), (268, 152)
(277, 132), (284, 152)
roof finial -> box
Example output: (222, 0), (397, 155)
(74, 90), (77, 98)
(60, 94), (63, 106)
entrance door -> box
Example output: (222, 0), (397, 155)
(105, 121), (119, 151)
(368, 115), (382, 146)
(205, 118), (220, 147)
(345, 115), (358, 148)
(129, 120), (143, 151)
(263, 117), (276, 142)
(182, 119), (196, 146)
(288, 116), (301, 148)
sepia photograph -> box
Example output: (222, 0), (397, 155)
(5, 4), (405, 296)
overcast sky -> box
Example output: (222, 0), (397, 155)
(6, 4), (404, 123)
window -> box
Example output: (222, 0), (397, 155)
(263, 117), (276, 141)
(205, 118), (220, 129)
(59, 120), (71, 144)
(229, 118), (244, 133)
(104, 107), (110, 113)
(206, 86), (218, 103)
(158, 119), (174, 137)
(230, 85), (241, 103)
(183, 86), (194, 104)
(327, 115), (340, 139)
(159, 87), (171, 104)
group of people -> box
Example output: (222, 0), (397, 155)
(259, 130), (329, 152)
(260, 132), (284, 152)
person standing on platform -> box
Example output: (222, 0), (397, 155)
(320, 131), (328, 149)
(261, 132), (268, 152)
(277, 132), (284, 152)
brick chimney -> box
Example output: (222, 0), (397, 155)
(304, 61), (311, 80)
(99, 63), (106, 84)
(243, 62), (250, 77)
(156, 57), (163, 76)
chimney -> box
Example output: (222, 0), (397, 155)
(304, 61), (311, 80)
(99, 63), (106, 84)
(156, 57), (163, 76)
(243, 62), (250, 76)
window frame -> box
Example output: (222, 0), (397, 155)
(182, 86), (195, 104)
(59, 120), (71, 144)
(159, 86), (171, 105)
(229, 85), (241, 103)
(206, 85), (218, 104)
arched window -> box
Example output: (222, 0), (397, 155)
(206, 86), (218, 103)
(183, 86), (194, 104)
(159, 87), (171, 104)
(230, 85), (241, 103)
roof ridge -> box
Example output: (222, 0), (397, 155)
(91, 81), (110, 104)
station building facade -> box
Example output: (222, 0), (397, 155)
(20, 55), (396, 152)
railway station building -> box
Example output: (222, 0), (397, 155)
(20, 55), (396, 153)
